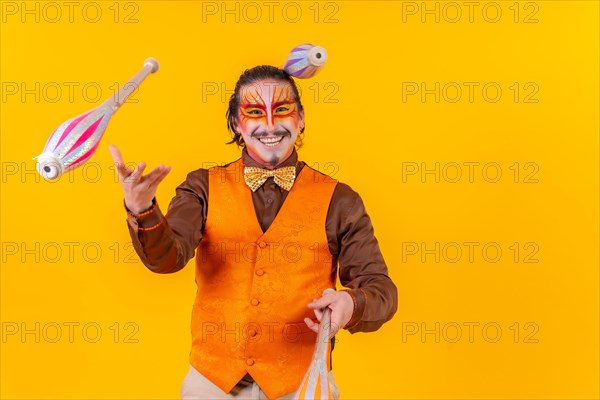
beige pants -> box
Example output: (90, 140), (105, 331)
(180, 365), (340, 400)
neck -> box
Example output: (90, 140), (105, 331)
(247, 148), (294, 170)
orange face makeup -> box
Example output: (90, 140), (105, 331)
(235, 80), (304, 168)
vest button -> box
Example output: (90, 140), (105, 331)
(255, 269), (264, 276)
(248, 328), (257, 337)
(251, 298), (260, 306)
(258, 241), (267, 248)
(246, 358), (255, 366)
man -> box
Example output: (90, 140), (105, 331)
(109, 65), (397, 399)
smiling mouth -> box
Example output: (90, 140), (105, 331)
(258, 136), (284, 147)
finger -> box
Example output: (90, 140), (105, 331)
(313, 307), (324, 322)
(327, 326), (338, 340)
(117, 162), (135, 181)
(304, 317), (319, 334)
(141, 166), (165, 190)
(108, 145), (131, 180)
(145, 165), (171, 188)
(113, 163), (127, 181)
(151, 165), (171, 187)
(125, 161), (147, 183)
(108, 144), (124, 166)
(329, 315), (343, 337)
(308, 295), (334, 310)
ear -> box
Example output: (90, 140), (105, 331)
(299, 109), (305, 130)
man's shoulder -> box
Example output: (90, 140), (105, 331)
(299, 162), (361, 203)
(333, 181), (359, 198)
(182, 167), (209, 183)
(331, 181), (362, 212)
(178, 159), (243, 192)
(299, 161), (340, 183)
(185, 158), (241, 177)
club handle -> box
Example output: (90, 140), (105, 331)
(102, 58), (159, 113)
(314, 288), (335, 360)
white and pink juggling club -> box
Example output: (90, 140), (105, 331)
(283, 44), (327, 79)
(34, 58), (159, 180)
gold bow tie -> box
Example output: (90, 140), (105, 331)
(243, 165), (296, 192)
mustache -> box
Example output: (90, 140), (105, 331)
(250, 128), (291, 138)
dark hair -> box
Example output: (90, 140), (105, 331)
(226, 65), (305, 148)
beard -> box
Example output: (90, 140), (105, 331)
(266, 153), (281, 166)
(250, 128), (293, 166)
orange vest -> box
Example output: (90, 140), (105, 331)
(190, 159), (338, 399)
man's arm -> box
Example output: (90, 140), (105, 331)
(328, 183), (398, 333)
(109, 143), (207, 274)
(125, 170), (208, 274)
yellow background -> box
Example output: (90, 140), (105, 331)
(1, 1), (598, 399)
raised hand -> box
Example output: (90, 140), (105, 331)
(108, 144), (171, 214)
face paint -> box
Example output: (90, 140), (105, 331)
(235, 79), (304, 168)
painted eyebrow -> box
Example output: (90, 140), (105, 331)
(240, 103), (266, 109)
(272, 101), (295, 108)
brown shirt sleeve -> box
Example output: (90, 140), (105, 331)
(124, 153), (397, 332)
(125, 168), (208, 274)
(325, 183), (398, 333)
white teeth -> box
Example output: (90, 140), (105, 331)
(259, 136), (283, 145)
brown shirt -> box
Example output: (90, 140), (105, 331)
(125, 148), (397, 333)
